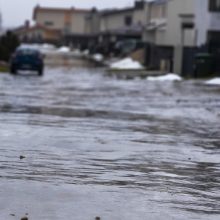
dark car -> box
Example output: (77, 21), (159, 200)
(10, 47), (44, 76)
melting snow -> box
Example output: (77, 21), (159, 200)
(147, 73), (182, 81)
(92, 54), (104, 62)
(109, 58), (144, 70)
(205, 78), (220, 85)
(57, 46), (71, 53)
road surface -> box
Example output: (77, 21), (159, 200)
(0, 68), (220, 220)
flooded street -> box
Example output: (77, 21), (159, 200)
(0, 68), (220, 220)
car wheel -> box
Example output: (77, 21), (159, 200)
(10, 66), (17, 75)
(38, 69), (43, 76)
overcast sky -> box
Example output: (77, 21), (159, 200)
(0, 0), (135, 27)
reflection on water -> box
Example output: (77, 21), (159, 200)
(0, 67), (220, 220)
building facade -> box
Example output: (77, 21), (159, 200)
(33, 6), (90, 35)
(143, 0), (220, 75)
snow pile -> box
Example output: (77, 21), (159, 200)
(82, 50), (89, 56)
(147, 73), (182, 81)
(56, 46), (70, 53)
(42, 43), (55, 51)
(109, 58), (144, 70)
(72, 49), (82, 57)
(92, 54), (104, 62)
(205, 78), (220, 85)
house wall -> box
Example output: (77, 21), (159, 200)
(195, 0), (220, 46)
(133, 4), (148, 26)
(70, 12), (87, 34)
(161, 0), (196, 47)
(34, 8), (89, 35)
(85, 12), (101, 35)
(100, 11), (133, 32)
(35, 10), (67, 31)
(100, 4), (148, 33)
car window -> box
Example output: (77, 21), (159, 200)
(16, 49), (39, 57)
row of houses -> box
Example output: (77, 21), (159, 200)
(14, 0), (220, 75)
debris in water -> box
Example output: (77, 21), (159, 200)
(20, 217), (28, 220)
(19, 155), (26, 160)
(95, 217), (101, 220)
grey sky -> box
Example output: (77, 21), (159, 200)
(0, 0), (134, 27)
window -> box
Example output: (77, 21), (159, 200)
(125, 16), (132, 26)
(44, 21), (54, 26)
(209, 0), (220, 11)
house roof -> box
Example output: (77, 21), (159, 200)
(14, 24), (61, 35)
(151, 0), (169, 5)
(100, 8), (134, 17)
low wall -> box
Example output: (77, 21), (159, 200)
(44, 53), (95, 67)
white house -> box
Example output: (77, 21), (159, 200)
(195, 0), (220, 46)
(143, 0), (220, 74)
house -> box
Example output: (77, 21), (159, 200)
(33, 6), (90, 34)
(95, 1), (147, 55)
(143, 0), (220, 75)
(14, 21), (61, 44)
(143, 0), (196, 74)
(33, 5), (91, 48)
(195, 0), (220, 72)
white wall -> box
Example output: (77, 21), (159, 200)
(100, 11), (133, 32)
(36, 11), (66, 30)
(70, 12), (87, 34)
(160, 0), (196, 47)
(195, 0), (220, 46)
(133, 4), (148, 26)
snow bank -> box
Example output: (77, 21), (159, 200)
(109, 58), (144, 70)
(82, 50), (89, 56)
(56, 46), (70, 53)
(72, 49), (83, 57)
(147, 73), (182, 81)
(205, 78), (220, 85)
(42, 43), (55, 50)
(92, 54), (104, 62)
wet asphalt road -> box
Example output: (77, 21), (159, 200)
(0, 68), (220, 220)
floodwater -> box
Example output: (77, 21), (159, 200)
(0, 68), (220, 220)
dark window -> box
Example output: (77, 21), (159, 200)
(209, 0), (220, 11)
(125, 16), (132, 26)
(135, 1), (144, 10)
(44, 21), (54, 26)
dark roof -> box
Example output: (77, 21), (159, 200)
(151, 0), (169, 5)
(101, 7), (134, 16)
(14, 24), (61, 34)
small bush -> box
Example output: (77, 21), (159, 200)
(0, 31), (19, 62)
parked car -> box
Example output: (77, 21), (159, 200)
(114, 39), (144, 57)
(10, 47), (44, 76)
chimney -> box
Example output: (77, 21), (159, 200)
(25, 20), (30, 29)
